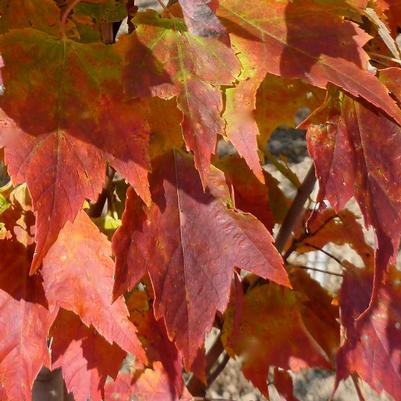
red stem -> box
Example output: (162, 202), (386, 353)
(60, 0), (81, 38)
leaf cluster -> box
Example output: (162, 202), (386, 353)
(0, 1), (401, 400)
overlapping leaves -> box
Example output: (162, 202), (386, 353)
(0, 30), (151, 272)
(113, 150), (288, 367)
(0, 0), (401, 400)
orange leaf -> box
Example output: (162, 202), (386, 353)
(222, 277), (336, 395)
(0, 206), (55, 401)
(133, 362), (192, 401)
(41, 211), (146, 362)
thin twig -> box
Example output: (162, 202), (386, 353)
(155, 0), (169, 12)
(302, 242), (346, 268)
(207, 353), (230, 386)
(284, 213), (346, 262)
(305, 214), (339, 237)
(351, 374), (367, 401)
(187, 336), (225, 396)
(369, 52), (401, 66)
(288, 264), (343, 278)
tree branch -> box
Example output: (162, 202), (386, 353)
(275, 164), (316, 253)
(32, 368), (65, 401)
(187, 335), (226, 396)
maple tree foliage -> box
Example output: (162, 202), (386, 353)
(0, 1), (401, 401)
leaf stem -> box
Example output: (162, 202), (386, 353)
(60, 0), (81, 39)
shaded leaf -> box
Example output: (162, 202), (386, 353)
(289, 269), (340, 361)
(127, 290), (184, 395)
(75, 0), (127, 23)
(217, 155), (274, 231)
(41, 211), (146, 362)
(307, 96), (401, 300)
(113, 150), (288, 368)
(255, 74), (325, 147)
(0, 30), (150, 271)
(118, 11), (240, 184)
(0, 0), (60, 34)
(222, 281), (332, 395)
(336, 267), (401, 401)
(0, 206), (55, 401)
(178, 0), (228, 41)
(217, 0), (401, 125)
(50, 310), (126, 401)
